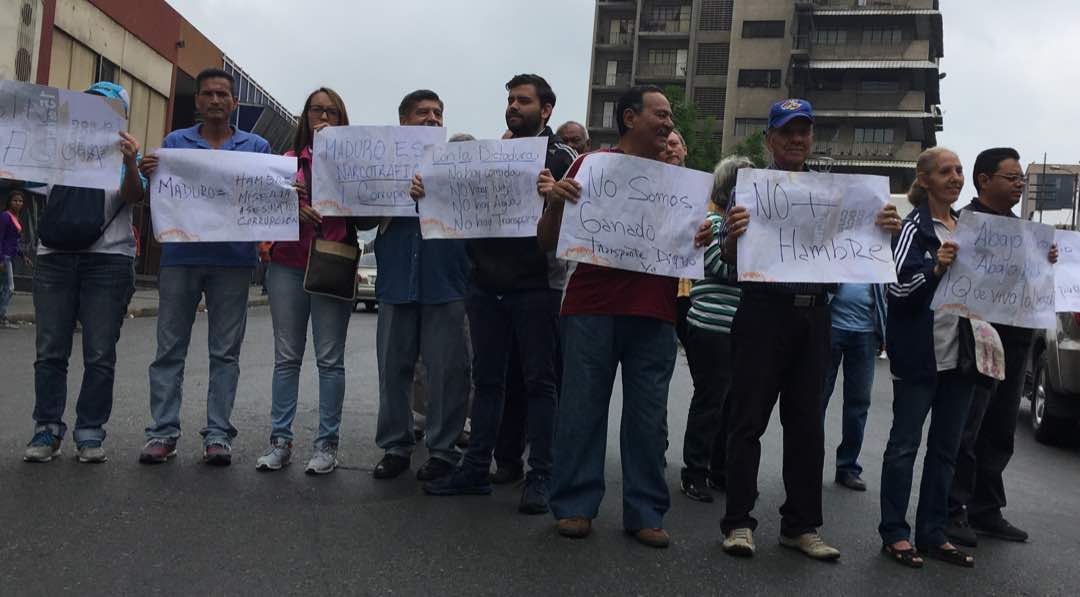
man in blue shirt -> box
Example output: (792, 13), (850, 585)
(136, 68), (271, 467)
(371, 90), (471, 481)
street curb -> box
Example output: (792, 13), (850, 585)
(7, 296), (270, 324)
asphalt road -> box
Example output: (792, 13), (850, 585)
(0, 307), (1077, 596)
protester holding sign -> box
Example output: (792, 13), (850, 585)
(23, 81), (146, 465)
(137, 68), (271, 467)
(880, 147), (976, 569)
(947, 148), (1057, 547)
(0, 189), (31, 329)
(717, 99), (900, 561)
(253, 87), (366, 475)
(538, 85), (713, 549)
(418, 74), (575, 514)
(370, 90), (471, 483)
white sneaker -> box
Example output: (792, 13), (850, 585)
(305, 445), (338, 475)
(76, 443), (108, 463)
(255, 438), (292, 471)
(779, 532), (841, 561)
(723, 528), (755, 557)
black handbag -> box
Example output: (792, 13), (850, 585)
(299, 158), (359, 301)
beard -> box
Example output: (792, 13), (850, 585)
(507, 111), (543, 137)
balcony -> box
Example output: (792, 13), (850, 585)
(636, 62), (688, 80)
(807, 0), (937, 9)
(640, 19), (691, 35)
(596, 31), (635, 47)
(810, 39), (931, 61)
(805, 89), (927, 111)
(592, 73), (632, 88)
(812, 140), (923, 161)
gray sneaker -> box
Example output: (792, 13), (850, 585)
(77, 442), (108, 463)
(305, 445), (338, 475)
(779, 531), (841, 561)
(723, 527), (756, 557)
(255, 438), (292, 471)
(23, 430), (62, 462)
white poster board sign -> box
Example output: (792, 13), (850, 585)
(931, 211), (1055, 329)
(311, 125), (446, 217)
(556, 152), (710, 278)
(1053, 229), (1080, 313)
(150, 148), (299, 242)
(0, 80), (126, 190)
(417, 137), (547, 239)
(733, 169), (896, 283)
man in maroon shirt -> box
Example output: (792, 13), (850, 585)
(537, 85), (713, 548)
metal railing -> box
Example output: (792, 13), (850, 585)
(636, 62), (688, 78)
(640, 19), (691, 33)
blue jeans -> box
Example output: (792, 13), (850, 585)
(461, 287), (560, 478)
(266, 263), (352, 447)
(550, 315), (676, 531)
(32, 253), (134, 444)
(879, 369), (974, 548)
(0, 255), (13, 320)
(822, 328), (877, 476)
(146, 266), (252, 445)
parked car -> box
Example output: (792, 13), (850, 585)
(354, 250), (377, 312)
(1025, 312), (1080, 444)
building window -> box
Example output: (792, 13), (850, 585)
(812, 28), (847, 45)
(96, 56), (117, 83)
(694, 87), (725, 118)
(862, 27), (903, 44)
(602, 101), (615, 128)
(700, 0), (734, 31)
(854, 127), (895, 144)
(648, 49), (678, 65)
(696, 43), (729, 76)
(644, 4), (690, 33)
(737, 69), (782, 88)
(814, 124), (839, 142)
(734, 118), (768, 138)
(742, 20), (785, 38)
(810, 71), (845, 91)
(859, 78), (900, 93)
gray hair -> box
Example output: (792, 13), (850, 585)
(449, 133), (475, 142)
(711, 155), (754, 209)
(670, 129), (686, 148)
(556, 121), (588, 139)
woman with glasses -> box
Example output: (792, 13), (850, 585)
(256, 87), (358, 475)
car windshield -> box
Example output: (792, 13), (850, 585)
(359, 253), (377, 267)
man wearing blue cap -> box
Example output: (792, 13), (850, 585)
(717, 99), (902, 559)
(23, 81), (146, 464)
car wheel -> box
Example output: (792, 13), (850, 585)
(1031, 352), (1076, 445)
(353, 300), (361, 313)
(364, 301), (376, 312)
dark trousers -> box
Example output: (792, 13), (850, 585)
(721, 294), (830, 537)
(462, 288), (560, 478)
(949, 335), (1032, 522)
(879, 369), (974, 547)
(675, 296), (691, 350)
(681, 324), (733, 482)
(822, 328), (878, 477)
(493, 341), (527, 471)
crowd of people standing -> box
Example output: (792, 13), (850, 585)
(2, 68), (1054, 567)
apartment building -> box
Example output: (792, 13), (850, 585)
(1021, 163), (1080, 229)
(586, 0), (944, 192)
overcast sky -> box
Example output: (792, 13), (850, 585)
(167, 0), (1080, 182)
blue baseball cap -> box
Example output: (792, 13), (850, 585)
(85, 81), (131, 116)
(768, 98), (814, 130)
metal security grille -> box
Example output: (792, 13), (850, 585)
(700, 0), (734, 31)
(694, 87), (726, 118)
(696, 43), (730, 76)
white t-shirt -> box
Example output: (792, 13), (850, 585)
(932, 217), (959, 371)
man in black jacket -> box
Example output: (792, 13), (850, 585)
(421, 74), (576, 514)
(947, 147), (1058, 546)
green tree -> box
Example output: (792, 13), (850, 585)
(664, 85), (721, 173)
(725, 132), (768, 167)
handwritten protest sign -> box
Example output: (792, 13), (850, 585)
(556, 152), (710, 278)
(417, 137), (546, 239)
(311, 125), (446, 217)
(1053, 229), (1080, 313)
(734, 169), (896, 283)
(150, 148), (299, 242)
(0, 80), (126, 190)
(931, 211), (1055, 329)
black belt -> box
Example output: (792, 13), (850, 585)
(743, 289), (827, 308)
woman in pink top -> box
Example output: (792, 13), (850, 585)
(256, 87), (356, 475)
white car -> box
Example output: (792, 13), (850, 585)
(354, 251), (377, 312)
(1026, 312), (1080, 444)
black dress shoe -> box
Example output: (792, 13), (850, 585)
(373, 454), (410, 479)
(706, 474), (726, 493)
(491, 465), (524, 485)
(945, 515), (978, 547)
(680, 478), (714, 503)
(416, 457), (455, 481)
(970, 516), (1029, 542)
(835, 472), (867, 491)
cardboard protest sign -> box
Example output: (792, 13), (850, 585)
(311, 125), (446, 217)
(150, 148), (299, 242)
(1053, 229), (1080, 313)
(417, 137), (547, 239)
(556, 152), (711, 278)
(0, 80), (126, 190)
(931, 211), (1055, 329)
(734, 169), (896, 283)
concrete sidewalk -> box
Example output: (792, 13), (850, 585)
(4, 286), (269, 323)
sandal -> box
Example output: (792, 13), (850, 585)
(882, 543), (924, 568)
(924, 544), (975, 568)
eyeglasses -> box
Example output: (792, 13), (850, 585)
(307, 106), (341, 118)
(992, 173), (1027, 184)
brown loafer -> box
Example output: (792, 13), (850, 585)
(630, 528), (671, 548)
(557, 517), (592, 539)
